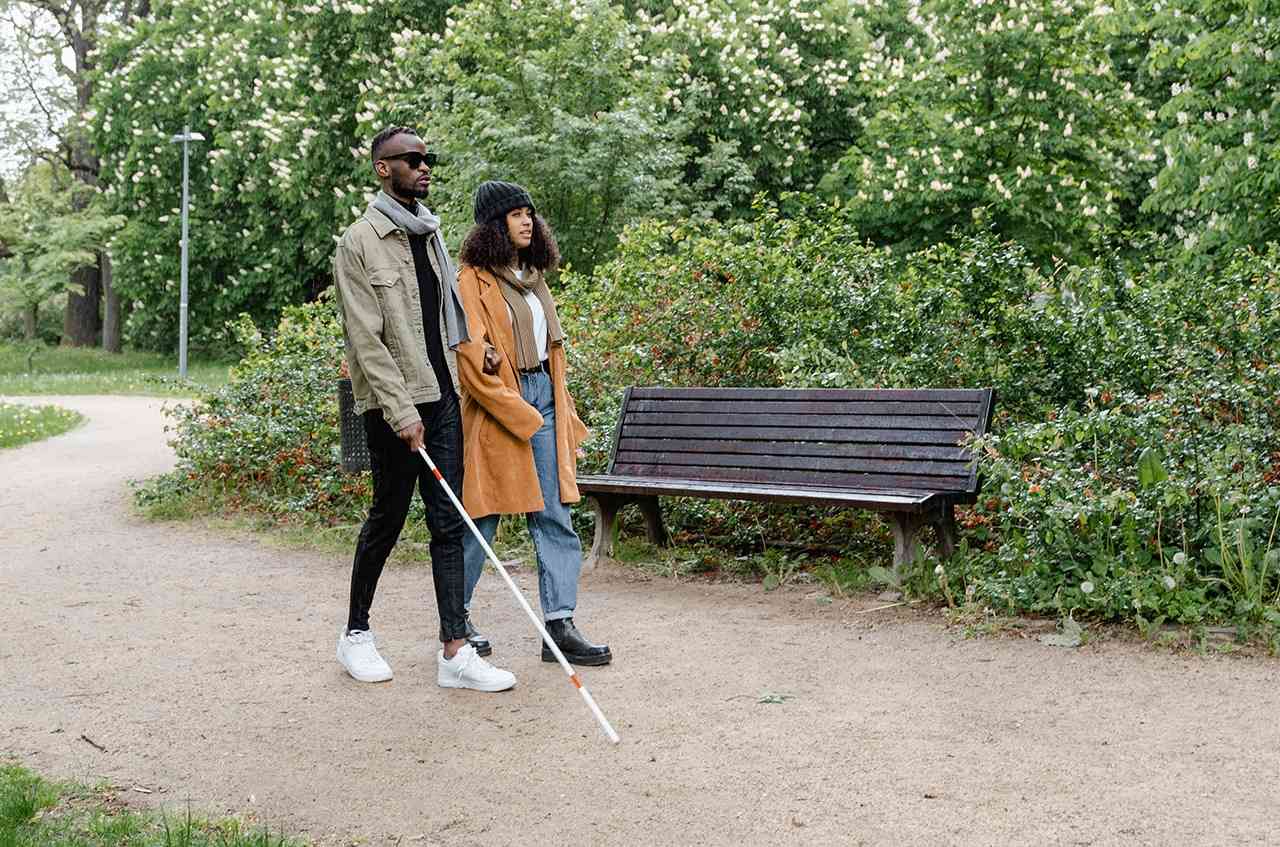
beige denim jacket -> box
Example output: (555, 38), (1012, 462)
(333, 203), (461, 431)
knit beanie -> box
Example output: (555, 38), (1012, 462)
(473, 180), (535, 225)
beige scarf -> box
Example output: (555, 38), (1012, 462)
(495, 266), (564, 370)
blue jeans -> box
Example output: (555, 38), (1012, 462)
(463, 369), (581, 621)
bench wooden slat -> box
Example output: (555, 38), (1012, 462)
(621, 423), (973, 445)
(627, 398), (984, 416)
(630, 386), (987, 403)
(614, 450), (974, 478)
(575, 474), (939, 512)
(612, 462), (964, 492)
(618, 437), (971, 461)
(623, 410), (983, 431)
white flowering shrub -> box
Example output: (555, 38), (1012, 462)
(825, 0), (1157, 261)
(91, 0), (450, 349)
(87, 0), (1280, 349)
(1140, 0), (1280, 258)
(633, 0), (872, 214)
(93, 0), (295, 349)
(356, 0), (684, 269)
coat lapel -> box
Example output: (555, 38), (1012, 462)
(476, 269), (519, 378)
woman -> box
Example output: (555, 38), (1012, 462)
(453, 180), (611, 667)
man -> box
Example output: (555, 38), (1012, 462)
(333, 125), (515, 692)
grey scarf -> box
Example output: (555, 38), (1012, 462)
(370, 191), (470, 349)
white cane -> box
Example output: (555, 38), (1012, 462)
(416, 446), (621, 745)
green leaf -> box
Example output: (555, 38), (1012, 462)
(1137, 447), (1168, 489)
(867, 565), (900, 588)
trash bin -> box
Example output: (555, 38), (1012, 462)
(337, 377), (371, 473)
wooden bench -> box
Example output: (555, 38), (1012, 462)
(576, 386), (995, 572)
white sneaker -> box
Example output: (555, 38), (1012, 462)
(437, 643), (516, 692)
(337, 629), (393, 683)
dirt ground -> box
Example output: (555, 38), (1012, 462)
(2, 395), (1278, 847)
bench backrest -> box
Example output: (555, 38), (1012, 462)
(606, 387), (994, 497)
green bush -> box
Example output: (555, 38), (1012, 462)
(565, 200), (1169, 424)
(146, 197), (1280, 631)
(957, 246), (1280, 625)
(136, 292), (367, 523)
(562, 199), (1280, 626)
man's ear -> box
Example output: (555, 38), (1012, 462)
(373, 161), (389, 179)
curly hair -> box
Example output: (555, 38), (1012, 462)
(458, 214), (560, 273)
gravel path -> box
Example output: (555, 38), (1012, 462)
(1, 395), (1277, 846)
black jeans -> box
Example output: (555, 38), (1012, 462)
(346, 391), (467, 642)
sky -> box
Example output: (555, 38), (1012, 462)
(0, 11), (70, 182)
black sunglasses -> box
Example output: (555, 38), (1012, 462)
(381, 151), (439, 169)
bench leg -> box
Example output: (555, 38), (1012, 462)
(583, 495), (622, 572)
(890, 513), (925, 575)
(637, 495), (669, 547)
(932, 503), (957, 560)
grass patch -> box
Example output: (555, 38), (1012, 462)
(608, 529), (884, 598)
(131, 481), (362, 557)
(0, 343), (230, 396)
(0, 761), (304, 846)
(601, 502), (896, 593)
(0, 401), (84, 448)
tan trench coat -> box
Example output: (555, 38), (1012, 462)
(455, 264), (589, 519)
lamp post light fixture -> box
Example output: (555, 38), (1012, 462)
(169, 126), (205, 379)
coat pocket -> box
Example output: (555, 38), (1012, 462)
(368, 267), (410, 371)
(368, 267), (401, 288)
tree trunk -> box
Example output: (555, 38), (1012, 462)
(63, 261), (101, 346)
(59, 2), (104, 347)
(0, 177), (9, 262)
(23, 305), (38, 341)
(101, 251), (121, 352)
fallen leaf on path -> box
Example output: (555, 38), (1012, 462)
(1039, 617), (1084, 648)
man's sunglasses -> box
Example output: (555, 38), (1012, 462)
(381, 151), (439, 169)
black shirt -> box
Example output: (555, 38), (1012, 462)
(405, 229), (455, 401)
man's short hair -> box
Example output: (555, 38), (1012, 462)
(370, 126), (419, 164)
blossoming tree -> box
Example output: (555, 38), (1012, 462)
(826, 0), (1157, 262)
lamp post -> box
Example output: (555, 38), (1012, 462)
(169, 126), (205, 379)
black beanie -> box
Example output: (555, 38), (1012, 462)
(473, 180), (535, 224)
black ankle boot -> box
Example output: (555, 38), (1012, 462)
(542, 618), (612, 666)
(464, 616), (491, 657)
